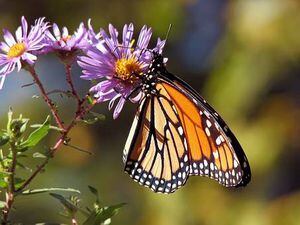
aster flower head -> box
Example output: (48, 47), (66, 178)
(45, 22), (89, 54)
(0, 16), (49, 89)
(78, 23), (166, 119)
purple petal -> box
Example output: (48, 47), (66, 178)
(137, 26), (152, 50)
(122, 23), (134, 57)
(3, 29), (16, 47)
(62, 27), (69, 38)
(108, 93), (121, 110)
(0, 42), (10, 53)
(0, 61), (15, 76)
(53, 23), (61, 40)
(16, 60), (22, 71)
(113, 97), (125, 119)
(22, 52), (37, 64)
(15, 26), (23, 42)
(0, 75), (6, 89)
(21, 16), (28, 38)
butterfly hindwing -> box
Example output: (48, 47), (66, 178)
(123, 89), (190, 193)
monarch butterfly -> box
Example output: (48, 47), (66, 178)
(123, 52), (251, 193)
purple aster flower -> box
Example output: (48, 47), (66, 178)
(0, 16), (49, 89)
(78, 24), (166, 119)
(87, 19), (101, 45)
(45, 22), (89, 53)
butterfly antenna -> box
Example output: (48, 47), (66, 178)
(164, 24), (172, 46)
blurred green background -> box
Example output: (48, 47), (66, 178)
(0, 0), (300, 224)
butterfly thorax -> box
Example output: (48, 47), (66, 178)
(141, 53), (166, 97)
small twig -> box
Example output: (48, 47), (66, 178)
(65, 64), (81, 105)
(65, 143), (94, 155)
(47, 89), (71, 97)
(21, 82), (35, 88)
(27, 66), (65, 131)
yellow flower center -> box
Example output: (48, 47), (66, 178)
(115, 57), (142, 81)
(7, 43), (26, 59)
(61, 35), (71, 42)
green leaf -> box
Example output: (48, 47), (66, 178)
(0, 179), (8, 188)
(83, 203), (126, 225)
(9, 117), (29, 138)
(0, 200), (6, 209)
(0, 149), (4, 161)
(22, 187), (80, 195)
(87, 95), (94, 105)
(14, 177), (25, 189)
(0, 133), (9, 146)
(7, 107), (13, 131)
(88, 185), (99, 197)
(31, 124), (64, 132)
(16, 162), (32, 171)
(80, 118), (99, 125)
(90, 112), (105, 121)
(32, 152), (47, 158)
(18, 116), (50, 149)
(49, 193), (79, 213)
(81, 112), (105, 125)
(88, 185), (100, 204)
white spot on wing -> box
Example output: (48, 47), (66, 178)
(213, 151), (219, 159)
(184, 155), (188, 162)
(216, 136), (222, 145)
(206, 120), (212, 128)
(178, 126), (184, 135)
(234, 160), (239, 168)
(205, 127), (211, 136)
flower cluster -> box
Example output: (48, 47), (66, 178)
(0, 17), (166, 118)
(78, 24), (166, 118)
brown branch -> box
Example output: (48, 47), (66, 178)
(65, 64), (81, 105)
(27, 66), (65, 130)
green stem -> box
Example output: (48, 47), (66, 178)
(2, 141), (18, 223)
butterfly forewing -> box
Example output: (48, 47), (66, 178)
(160, 75), (250, 187)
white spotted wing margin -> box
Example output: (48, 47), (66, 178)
(158, 72), (251, 188)
(123, 93), (190, 194)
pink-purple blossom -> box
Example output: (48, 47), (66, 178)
(0, 16), (49, 89)
(45, 22), (89, 53)
(78, 23), (166, 119)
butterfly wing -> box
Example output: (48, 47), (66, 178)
(123, 84), (191, 193)
(159, 71), (251, 187)
(123, 71), (251, 193)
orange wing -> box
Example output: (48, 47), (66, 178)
(161, 81), (246, 187)
(123, 80), (250, 193)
